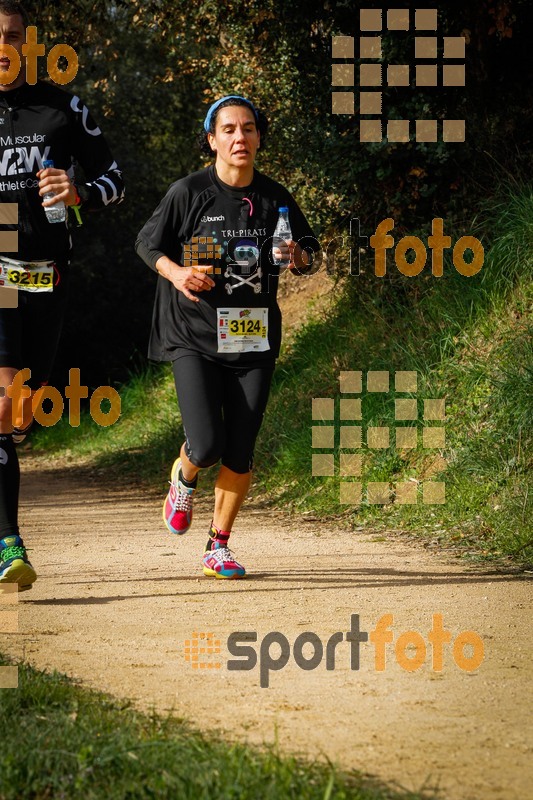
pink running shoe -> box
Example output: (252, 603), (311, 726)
(202, 535), (246, 580)
(163, 458), (196, 535)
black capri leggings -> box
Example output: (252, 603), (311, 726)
(172, 355), (275, 474)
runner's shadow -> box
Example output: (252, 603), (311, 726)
(24, 566), (529, 605)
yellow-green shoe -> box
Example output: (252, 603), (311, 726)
(0, 535), (36, 592)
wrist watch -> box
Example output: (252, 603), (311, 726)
(74, 183), (90, 206)
(71, 183), (89, 225)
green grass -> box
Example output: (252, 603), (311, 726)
(258, 186), (533, 561)
(29, 185), (533, 563)
(0, 657), (434, 800)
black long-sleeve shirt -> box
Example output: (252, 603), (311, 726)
(136, 165), (319, 366)
(0, 80), (124, 262)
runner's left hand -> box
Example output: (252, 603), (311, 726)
(273, 239), (309, 270)
(37, 167), (78, 207)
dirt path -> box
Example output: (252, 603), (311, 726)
(2, 458), (532, 800)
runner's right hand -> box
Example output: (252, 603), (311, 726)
(155, 257), (215, 302)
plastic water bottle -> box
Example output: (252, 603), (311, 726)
(272, 206), (292, 266)
(42, 159), (66, 223)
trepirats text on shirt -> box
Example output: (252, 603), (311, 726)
(221, 228), (267, 238)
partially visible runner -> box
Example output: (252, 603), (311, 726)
(0, 1), (124, 590)
(136, 95), (319, 579)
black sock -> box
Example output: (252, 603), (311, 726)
(0, 434), (20, 538)
(178, 468), (197, 489)
(13, 419), (34, 443)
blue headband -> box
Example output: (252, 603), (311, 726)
(204, 95), (258, 132)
